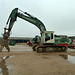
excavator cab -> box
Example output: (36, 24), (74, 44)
(41, 31), (55, 44)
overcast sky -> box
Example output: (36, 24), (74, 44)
(0, 0), (75, 37)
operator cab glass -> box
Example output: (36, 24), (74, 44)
(45, 33), (50, 41)
(45, 33), (53, 41)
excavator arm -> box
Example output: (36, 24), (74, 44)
(3, 8), (46, 39)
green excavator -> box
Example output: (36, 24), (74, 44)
(2, 8), (69, 52)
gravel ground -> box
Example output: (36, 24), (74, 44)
(0, 43), (75, 75)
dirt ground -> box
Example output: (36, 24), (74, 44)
(0, 43), (75, 75)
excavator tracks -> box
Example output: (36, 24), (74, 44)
(32, 44), (67, 53)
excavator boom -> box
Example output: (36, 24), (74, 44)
(4, 8), (46, 39)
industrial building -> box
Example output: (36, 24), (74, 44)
(0, 37), (32, 43)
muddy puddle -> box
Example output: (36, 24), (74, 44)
(60, 54), (75, 64)
(0, 56), (14, 75)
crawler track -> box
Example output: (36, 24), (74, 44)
(32, 44), (67, 53)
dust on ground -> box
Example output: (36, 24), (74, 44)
(0, 43), (75, 75)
